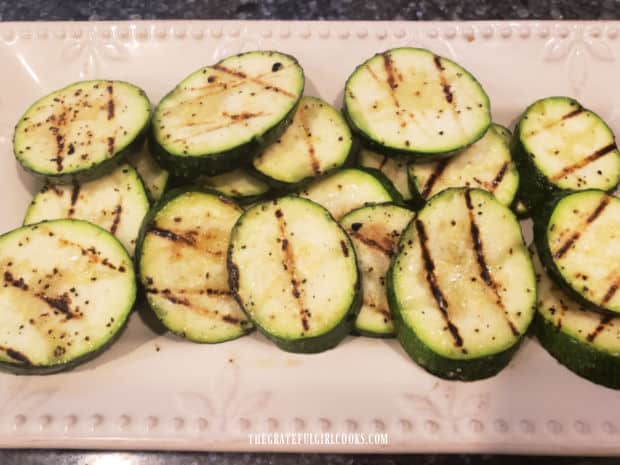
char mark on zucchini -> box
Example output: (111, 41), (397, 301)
(109, 205), (122, 235)
(587, 314), (614, 342)
(148, 227), (196, 246)
(298, 105), (320, 175)
(550, 143), (618, 181)
(420, 159), (448, 198)
(433, 55), (453, 104)
(212, 64), (297, 98)
(68, 181), (81, 217)
(490, 162), (510, 191)
(348, 230), (393, 257)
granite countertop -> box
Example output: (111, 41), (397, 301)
(1, 1), (620, 464)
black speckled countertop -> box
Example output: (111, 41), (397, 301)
(2, 1), (620, 464)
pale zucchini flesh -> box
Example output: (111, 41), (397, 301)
(127, 141), (169, 202)
(299, 168), (400, 220)
(23, 163), (150, 256)
(0, 219), (135, 373)
(344, 47), (491, 158)
(138, 190), (252, 343)
(408, 124), (518, 207)
(228, 196), (360, 353)
(14, 80), (151, 180)
(536, 190), (620, 314)
(252, 96), (353, 186)
(199, 169), (270, 203)
(388, 188), (536, 380)
(340, 204), (415, 337)
(358, 148), (412, 200)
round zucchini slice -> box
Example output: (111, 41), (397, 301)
(408, 124), (518, 208)
(151, 51), (305, 177)
(534, 190), (620, 314)
(358, 148), (412, 200)
(13, 80), (151, 182)
(299, 168), (401, 220)
(228, 196), (361, 353)
(512, 97), (620, 210)
(341, 204), (415, 337)
(0, 219), (135, 374)
(199, 169), (271, 205)
(127, 141), (169, 202)
(23, 163), (150, 256)
(531, 246), (620, 389)
(344, 47), (491, 160)
(137, 189), (252, 343)
(252, 96), (353, 188)
(388, 188), (536, 381)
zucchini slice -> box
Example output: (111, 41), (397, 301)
(199, 169), (270, 205)
(228, 196), (360, 353)
(388, 188), (536, 380)
(344, 47), (491, 160)
(358, 148), (412, 200)
(127, 141), (169, 202)
(23, 163), (149, 256)
(512, 97), (620, 210)
(299, 168), (401, 220)
(151, 51), (304, 177)
(340, 204), (415, 337)
(14, 80), (151, 182)
(0, 219), (135, 374)
(408, 124), (518, 208)
(137, 189), (252, 343)
(252, 96), (353, 187)
(534, 189), (620, 314)
(531, 246), (620, 389)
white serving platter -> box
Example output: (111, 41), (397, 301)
(1, 20), (620, 455)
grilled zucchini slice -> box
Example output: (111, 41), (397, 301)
(388, 188), (536, 380)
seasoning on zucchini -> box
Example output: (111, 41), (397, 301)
(388, 188), (536, 381)
(13, 80), (151, 182)
(300, 168), (401, 220)
(343, 47), (491, 160)
(358, 148), (412, 200)
(534, 189), (620, 314)
(199, 169), (270, 205)
(408, 124), (518, 208)
(531, 246), (620, 389)
(151, 51), (304, 177)
(228, 196), (360, 353)
(511, 96), (620, 210)
(0, 219), (135, 374)
(252, 96), (353, 188)
(137, 189), (252, 343)
(127, 141), (169, 202)
(23, 163), (149, 256)
(340, 204), (415, 337)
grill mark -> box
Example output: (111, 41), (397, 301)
(106, 83), (115, 120)
(110, 205), (122, 235)
(1, 347), (32, 365)
(363, 299), (391, 319)
(420, 160), (448, 199)
(553, 196), (610, 259)
(53, 134), (65, 171)
(212, 64), (296, 98)
(415, 219), (464, 349)
(366, 61), (408, 128)
(556, 298), (569, 331)
(382, 52), (399, 90)
(174, 111), (268, 141)
(349, 231), (393, 257)
(378, 155), (389, 170)
(340, 240), (349, 257)
(298, 105), (320, 175)
(464, 190), (520, 337)
(67, 181), (81, 217)
(587, 314), (614, 342)
(601, 281), (620, 305)
(527, 107), (584, 137)
(148, 227), (196, 246)
(54, 236), (123, 272)
(490, 162), (510, 191)
(433, 55), (453, 104)
(274, 207), (309, 332)
(107, 136), (115, 155)
(550, 144), (617, 181)
(222, 314), (241, 324)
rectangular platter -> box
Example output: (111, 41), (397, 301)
(1, 20), (620, 455)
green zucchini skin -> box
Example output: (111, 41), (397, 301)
(356, 167), (405, 205)
(534, 314), (620, 389)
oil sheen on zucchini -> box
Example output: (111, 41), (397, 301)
(531, 246), (620, 389)
(228, 196), (360, 353)
(137, 189), (252, 343)
(408, 124), (518, 208)
(388, 188), (536, 381)
(340, 204), (415, 337)
(344, 47), (491, 160)
(151, 51), (304, 177)
(534, 190), (620, 314)
(0, 219), (135, 374)
(23, 163), (150, 256)
(14, 80), (151, 181)
(512, 96), (620, 210)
